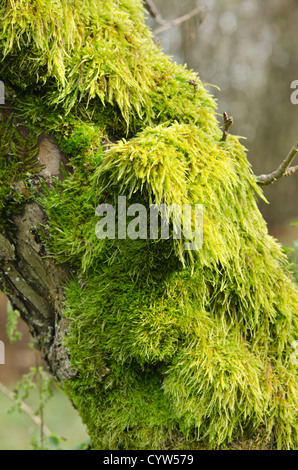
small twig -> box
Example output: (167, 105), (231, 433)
(221, 112), (233, 142)
(144, 0), (166, 25)
(152, 6), (207, 35)
(187, 79), (198, 95)
(257, 138), (298, 186)
(0, 381), (51, 437)
(284, 165), (298, 177)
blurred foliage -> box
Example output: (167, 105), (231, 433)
(6, 301), (22, 343)
(8, 366), (54, 450)
(3, 365), (90, 450)
(0, 384), (89, 450)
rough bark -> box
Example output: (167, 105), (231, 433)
(0, 129), (73, 383)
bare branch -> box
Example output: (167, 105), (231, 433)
(144, 0), (207, 35)
(221, 112), (233, 142)
(152, 6), (207, 35)
(284, 165), (298, 177)
(257, 138), (298, 186)
(154, 7), (207, 35)
(144, 0), (166, 25)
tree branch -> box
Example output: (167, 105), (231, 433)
(154, 7), (207, 35)
(144, 0), (166, 25)
(257, 138), (298, 186)
(284, 165), (298, 177)
(144, 1), (207, 35)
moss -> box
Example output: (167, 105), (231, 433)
(0, 0), (216, 137)
(0, 115), (39, 233)
(1, 0), (298, 450)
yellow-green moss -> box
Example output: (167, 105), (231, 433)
(1, 0), (298, 450)
(58, 122), (298, 449)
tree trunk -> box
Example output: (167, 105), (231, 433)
(0, 129), (73, 383)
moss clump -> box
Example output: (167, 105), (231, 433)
(0, 0), (216, 136)
(1, 0), (298, 450)
(58, 123), (298, 450)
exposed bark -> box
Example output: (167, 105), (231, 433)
(0, 128), (74, 384)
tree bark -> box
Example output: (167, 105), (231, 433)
(0, 127), (73, 383)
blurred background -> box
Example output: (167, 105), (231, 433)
(0, 0), (297, 449)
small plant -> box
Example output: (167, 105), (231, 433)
(6, 301), (22, 343)
(8, 366), (56, 450)
(2, 301), (88, 450)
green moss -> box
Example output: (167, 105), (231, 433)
(1, 0), (298, 450)
(0, 0), (216, 137)
(0, 116), (39, 233)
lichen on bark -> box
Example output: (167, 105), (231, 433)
(1, 0), (298, 450)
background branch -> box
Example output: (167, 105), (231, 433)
(154, 7), (207, 35)
(144, 0), (166, 25)
(257, 138), (298, 186)
(144, 1), (207, 35)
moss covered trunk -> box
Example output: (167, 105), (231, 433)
(1, 0), (298, 450)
